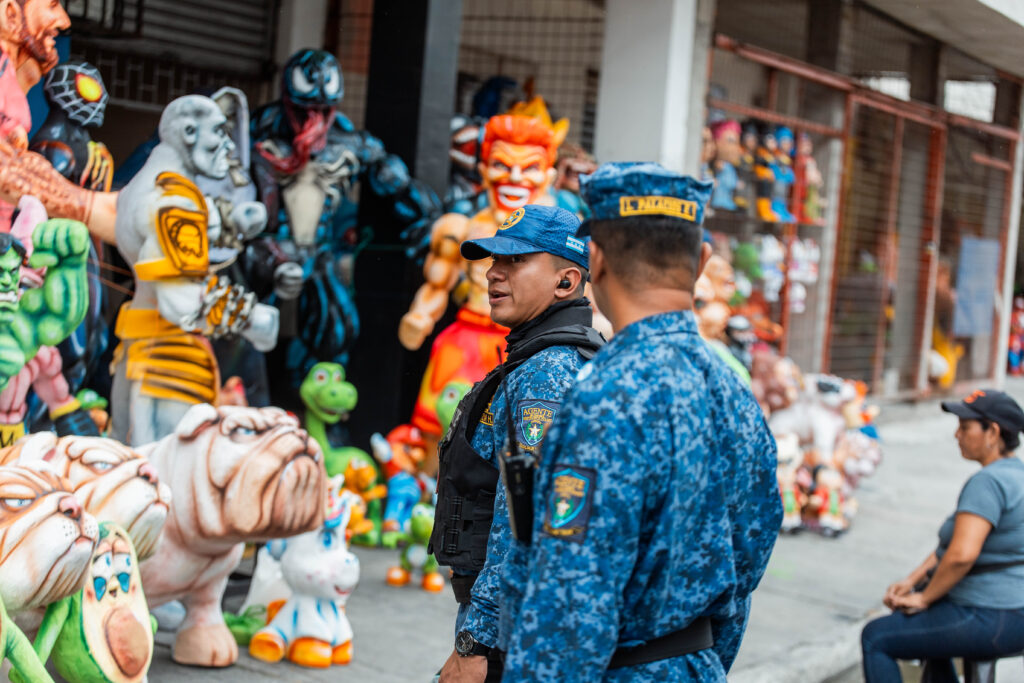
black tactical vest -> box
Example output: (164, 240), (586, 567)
(429, 306), (604, 574)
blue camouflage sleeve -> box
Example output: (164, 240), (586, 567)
(712, 382), (782, 669)
(502, 376), (656, 682)
(462, 354), (573, 649)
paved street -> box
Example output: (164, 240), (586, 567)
(129, 379), (1024, 682)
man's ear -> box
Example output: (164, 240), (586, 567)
(553, 266), (584, 300)
(0, 0), (21, 38)
(695, 241), (713, 280)
(588, 241), (606, 285)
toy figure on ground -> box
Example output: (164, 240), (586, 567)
(0, 431), (171, 560)
(249, 48), (440, 404)
(807, 465), (848, 537)
(248, 479), (361, 669)
(775, 433), (805, 533)
(770, 127), (797, 223)
(400, 112), (562, 440)
(300, 361), (382, 544)
(710, 120), (743, 211)
(20, 522), (153, 683)
(110, 95), (279, 446)
(0, 218), (93, 447)
(769, 374), (856, 465)
(0, 593), (54, 683)
(137, 404), (326, 667)
(0, 461), (99, 616)
(794, 132), (824, 224)
(385, 502), (444, 592)
(371, 424), (433, 548)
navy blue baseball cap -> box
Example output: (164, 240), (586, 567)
(460, 204), (589, 269)
(578, 162), (714, 235)
(941, 389), (1024, 436)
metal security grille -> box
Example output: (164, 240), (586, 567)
(66, 0), (142, 36)
(457, 0), (605, 152)
(329, 0), (375, 130)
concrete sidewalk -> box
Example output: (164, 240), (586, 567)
(730, 378), (1024, 683)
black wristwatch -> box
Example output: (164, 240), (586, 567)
(455, 630), (491, 657)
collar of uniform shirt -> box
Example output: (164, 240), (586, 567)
(606, 309), (700, 347)
(504, 298), (593, 352)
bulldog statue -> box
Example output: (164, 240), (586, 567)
(0, 433), (171, 560)
(0, 462), (99, 615)
(136, 404), (326, 667)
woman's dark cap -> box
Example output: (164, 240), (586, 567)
(941, 389), (1024, 435)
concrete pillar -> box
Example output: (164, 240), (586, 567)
(593, 0), (715, 174)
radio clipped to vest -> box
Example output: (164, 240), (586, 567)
(498, 361), (535, 545)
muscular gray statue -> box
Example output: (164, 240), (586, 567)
(111, 95), (279, 445)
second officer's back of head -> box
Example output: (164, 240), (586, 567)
(580, 162), (713, 296)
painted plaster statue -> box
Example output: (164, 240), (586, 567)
(0, 203), (97, 443)
(808, 465), (847, 536)
(554, 142), (597, 219)
(769, 374), (856, 466)
(385, 501), (444, 592)
(31, 68), (113, 421)
(771, 126), (796, 223)
(710, 120), (743, 211)
(0, 593), (54, 682)
(738, 122), (759, 216)
(445, 113), (486, 216)
(19, 522), (153, 683)
(248, 479), (360, 669)
(300, 361), (381, 544)
(0, 0), (118, 244)
(0, 432), (171, 560)
(136, 404), (326, 667)
(794, 131), (823, 224)
(110, 94), (279, 446)
(0, 461), (99, 615)
(753, 125), (779, 222)
(400, 113), (562, 438)
(248, 48), (440, 405)
(371, 424), (433, 548)
(775, 432), (805, 533)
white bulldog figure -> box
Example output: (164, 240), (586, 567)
(137, 404), (326, 668)
(248, 477), (360, 669)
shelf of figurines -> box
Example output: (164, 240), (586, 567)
(706, 208), (826, 239)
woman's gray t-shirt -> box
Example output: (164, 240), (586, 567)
(936, 456), (1024, 609)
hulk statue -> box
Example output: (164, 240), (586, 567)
(0, 219), (89, 392)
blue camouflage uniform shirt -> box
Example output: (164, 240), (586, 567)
(503, 309), (782, 682)
(462, 344), (588, 648)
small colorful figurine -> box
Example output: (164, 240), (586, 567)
(808, 465), (847, 537)
(710, 120), (743, 211)
(554, 142), (597, 218)
(371, 425), (433, 548)
(23, 522), (153, 683)
(753, 124), (779, 222)
(775, 433), (805, 533)
(794, 132), (824, 224)
(445, 114), (486, 216)
(737, 121), (759, 215)
(138, 404), (326, 668)
(770, 126), (797, 223)
(385, 502), (444, 592)
(248, 479), (360, 669)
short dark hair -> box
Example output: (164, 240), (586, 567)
(550, 254), (588, 297)
(977, 418), (1020, 454)
(588, 216), (703, 289)
(0, 233), (27, 259)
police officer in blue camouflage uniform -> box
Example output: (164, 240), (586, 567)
(433, 205), (604, 682)
(501, 162), (782, 682)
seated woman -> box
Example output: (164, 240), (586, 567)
(861, 390), (1024, 682)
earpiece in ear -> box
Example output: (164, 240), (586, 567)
(558, 278), (572, 290)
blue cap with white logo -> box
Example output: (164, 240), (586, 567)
(578, 162), (714, 233)
(461, 204), (589, 269)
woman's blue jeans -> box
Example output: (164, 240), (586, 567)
(861, 600), (1024, 682)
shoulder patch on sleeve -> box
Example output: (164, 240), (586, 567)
(542, 464), (596, 543)
(517, 399), (559, 452)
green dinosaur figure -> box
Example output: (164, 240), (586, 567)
(300, 361), (383, 545)
(436, 381), (472, 435)
(386, 502), (444, 592)
(0, 219), (90, 391)
(13, 523), (152, 683)
(0, 592), (54, 683)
